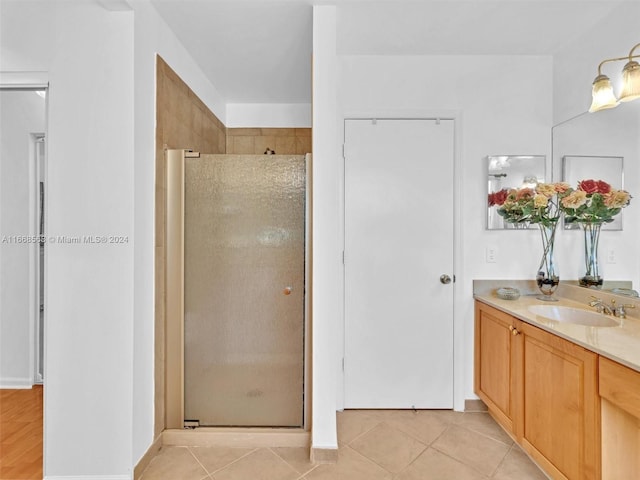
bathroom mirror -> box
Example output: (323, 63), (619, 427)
(552, 101), (640, 295)
(486, 155), (546, 230)
(562, 155), (624, 230)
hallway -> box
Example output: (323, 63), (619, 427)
(140, 409), (548, 480)
(0, 386), (43, 480)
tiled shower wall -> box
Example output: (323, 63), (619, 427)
(155, 55), (228, 438)
(154, 55), (311, 439)
(226, 128), (311, 155)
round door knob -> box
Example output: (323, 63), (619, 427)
(283, 286), (293, 295)
(440, 274), (452, 284)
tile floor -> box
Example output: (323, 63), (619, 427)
(140, 409), (549, 480)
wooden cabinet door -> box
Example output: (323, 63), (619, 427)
(474, 302), (519, 434)
(517, 321), (600, 480)
(599, 357), (640, 480)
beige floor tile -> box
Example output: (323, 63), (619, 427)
(271, 447), (316, 476)
(302, 445), (392, 480)
(492, 446), (549, 480)
(432, 425), (510, 477)
(394, 448), (488, 480)
(188, 446), (255, 474)
(211, 448), (299, 480)
(140, 446), (209, 480)
(349, 422), (427, 473)
(142, 410), (546, 480)
(454, 412), (514, 446)
(382, 410), (451, 445)
(336, 410), (382, 445)
(355, 409), (406, 421)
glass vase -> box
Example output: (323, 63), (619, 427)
(579, 222), (603, 289)
(536, 223), (560, 301)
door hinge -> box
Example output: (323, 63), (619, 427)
(342, 250), (345, 264)
(342, 357), (345, 371)
(342, 144), (345, 159)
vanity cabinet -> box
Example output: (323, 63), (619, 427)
(599, 357), (640, 480)
(517, 320), (599, 480)
(475, 301), (600, 480)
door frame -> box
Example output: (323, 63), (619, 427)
(0, 72), (49, 480)
(31, 132), (45, 384)
(338, 111), (465, 411)
(0, 75), (49, 390)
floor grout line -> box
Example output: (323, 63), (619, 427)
(185, 446), (213, 477)
(338, 413), (385, 447)
(268, 446), (316, 479)
(452, 421), (515, 448)
(487, 441), (515, 478)
(427, 443), (493, 479)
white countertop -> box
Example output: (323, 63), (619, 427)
(474, 282), (640, 373)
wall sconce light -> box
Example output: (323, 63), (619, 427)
(589, 42), (640, 113)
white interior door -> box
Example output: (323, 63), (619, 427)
(344, 118), (454, 408)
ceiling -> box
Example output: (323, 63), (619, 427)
(149, 0), (629, 105)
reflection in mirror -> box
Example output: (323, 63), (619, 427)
(552, 101), (640, 296)
(486, 155), (546, 230)
(562, 155), (624, 230)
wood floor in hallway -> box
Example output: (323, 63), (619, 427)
(0, 386), (43, 480)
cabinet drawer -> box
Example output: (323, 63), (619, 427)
(600, 357), (640, 418)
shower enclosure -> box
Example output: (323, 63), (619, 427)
(165, 150), (308, 428)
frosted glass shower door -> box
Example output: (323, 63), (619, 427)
(184, 154), (306, 427)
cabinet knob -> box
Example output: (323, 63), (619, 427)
(509, 325), (520, 336)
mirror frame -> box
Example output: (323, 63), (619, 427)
(486, 154), (546, 230)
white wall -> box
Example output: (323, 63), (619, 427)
(226, 103), (311, 128)
(338, 55), (553, 403)
(311, 7), (553, 445)
(311, 5), (340, 452)
(553, 3), (640, 124)
(128, 0), (230, 466)
(552, 2), (640, 289)
(0, 90), (46, 387)
(1, 1), (136, 477)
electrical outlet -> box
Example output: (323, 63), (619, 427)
(606, 249), (616, 264)
(486, 247), (498, 263)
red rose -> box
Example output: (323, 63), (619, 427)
(596, 180), (611, 194)
(495, 189), (508, 206)
(578, 180), (598, 194)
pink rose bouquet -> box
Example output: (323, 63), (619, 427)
(560, 179), (631, 224)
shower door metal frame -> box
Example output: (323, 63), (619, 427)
(164, 149), (311, 431)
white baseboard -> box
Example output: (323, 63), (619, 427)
(0, 377), (33, 389)
(44, 476), (131, 480)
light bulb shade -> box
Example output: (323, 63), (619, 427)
(589, 74), (619, 112)
(619, 60), (640, 102)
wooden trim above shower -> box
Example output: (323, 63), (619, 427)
(227, 127), (311, 155)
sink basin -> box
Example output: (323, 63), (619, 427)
(528, 305), (620, 327)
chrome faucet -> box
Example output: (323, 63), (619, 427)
(589, 296), (636, 318)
